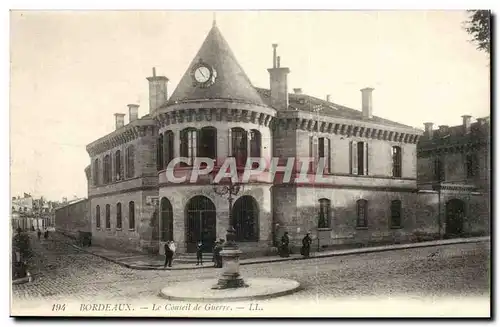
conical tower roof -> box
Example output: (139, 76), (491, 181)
(168, 23), (265, 106)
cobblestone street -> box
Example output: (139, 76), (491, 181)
(11, 232), (491, 316)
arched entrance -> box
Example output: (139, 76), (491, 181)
(185, 196), (216, 252)
(160, 197), (173, 242)
(231, 196), (259, 241)
(445, 199), (465, 236)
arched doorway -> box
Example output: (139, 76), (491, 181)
(231, 196), (259, 241)
(445, 199), (465, 236)
(185, 196), (216, 252)
(160, 197), (173, 242)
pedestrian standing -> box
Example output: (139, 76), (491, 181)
(37, 228), (41, 241)
(216, 238), (225, 268)
(196, 241), (203, 266)
(280, 232), (290, 257)
(163, 241), (173, 268)
(301, 232), (312, 258)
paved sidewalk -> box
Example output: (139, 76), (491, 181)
(57, 232), (490, 271)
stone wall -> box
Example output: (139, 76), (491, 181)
(55, 199), (91, 238)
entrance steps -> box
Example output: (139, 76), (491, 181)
(174, 253), (214, 264)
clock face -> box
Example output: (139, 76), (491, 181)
(194, 66), (211, 83)
(191, 61), (217, 88)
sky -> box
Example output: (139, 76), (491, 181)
(9, 10), (490, 201)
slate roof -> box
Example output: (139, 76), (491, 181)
(167, 24), (265, 106)
(255, 88), (416, 129)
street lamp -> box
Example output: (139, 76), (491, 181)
(211, 180), (248, 289)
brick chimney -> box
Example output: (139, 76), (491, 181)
(293, 88), (302, 94)
(267, 44), (290, 110)
(128, 104), (139, 122)
(461, 115), (472, 134)
(424, 122), (434, 138)
(360, 87), (374, 119)
(146, 67), (169, 115)
(114, 113), (125, 130)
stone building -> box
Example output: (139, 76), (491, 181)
(416, 116), (490, 237)
(84, 22), (488, 255)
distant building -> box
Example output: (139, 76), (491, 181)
(417, 116), (490, 236)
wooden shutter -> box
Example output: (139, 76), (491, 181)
(325, 138), (331, 173)
(363, 142), (369, 175)
(350, 141), (358, 175)
(228, 128), (233, 157)
(310, 135), (318, 173)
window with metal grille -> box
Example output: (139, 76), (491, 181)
(128, 201), (135, 230)
(116, 203), (122, 229)
(318, 198), (331, 228)
(96, 205), (101, 228)
(390, 200), (402, 228)
(105, 204), (111, 229)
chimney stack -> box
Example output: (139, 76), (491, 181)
(326, 94), (331, 102)
(477, 117), (486, 125)
(424, 122), (434, 138)
(461, 115), (472, 134)
(128, 104), (139, 122)
(360, 87), (374, 119)
(146, 67), (169, 115)
(293, 88), (302, 94)
(272, 44), (278, 68)
(267, 44), (290, 110)
(114, 113), (125, 130)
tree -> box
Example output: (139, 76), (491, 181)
(464, 10), (491, 55)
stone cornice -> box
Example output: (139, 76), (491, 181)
(417, 140), (488, 157)
(155, 107), (275, 129)
(270, 114), (423, 144)
(86, 119), (157, 157)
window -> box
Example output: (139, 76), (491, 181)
(157, 134), (164, 171)
(434, 157), (444, 181)
(180, 128), (197, 165)
(466, 153), (478, 178)
(390, 200), (402, 228)
(392, 146), (402, 178)
(356, 199), (368, 228)
(198, 127), (217, 160)
(103, 155), (111, 184)
(126, 145), (135, 178)
(105, 204), (111, 229)
(351, 141), (368, 175)
(318, 137), (331, 173)
(318, 198), (331, 228)
(93, 158), (99, 185)
(115, 150), (122, 181)
(164, 130), (175, 168)
(116, 203), (122, 229)
(128, 201), (135, 230)
(96, 205), (101, 228)
(231, 128), (248, 166)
